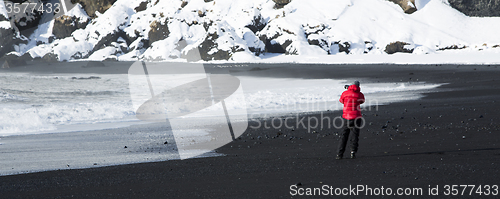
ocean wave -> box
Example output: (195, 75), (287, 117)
(0, 90), (30, 102)
(1, 88), (122, 96)
(0, 101), (135, 136)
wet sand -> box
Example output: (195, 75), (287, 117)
(1, 63), (499, 198)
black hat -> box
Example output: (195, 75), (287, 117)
(354, 81), (360, 87)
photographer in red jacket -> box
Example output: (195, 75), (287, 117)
(337, 81), (365, 159)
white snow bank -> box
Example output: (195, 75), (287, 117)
(14, 0), (500, 62)
(28, 1), (138, 60)
(0, 1), (8, 19)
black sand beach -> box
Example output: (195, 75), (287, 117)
(1, 63), (499, 198)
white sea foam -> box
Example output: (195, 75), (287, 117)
(0, 73), (135, 136)
(0, 72), (442, 136)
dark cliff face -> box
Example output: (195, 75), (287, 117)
(448, 0), (500, 17)
(0, 27), (15, 59)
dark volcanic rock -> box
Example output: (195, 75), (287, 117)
(135, 1), (149, 12)
(308, 38), (328, 52)
(364, 41), (374, 53)
(52, 16), (89, 39)
(42, 53), (59, 62)
(92, 31), (131, 53)
(307, 38), (327, 48)
(7, 0), (44, 37)
(387, 0), (417, 14)
(181, 1), (188, 8)
(245, 14), (267, 34)
(259, 31), (293, 54)
(335, 41), (351, 54)
(2, 53), (30, 68)
(199, 32), (231, 61)
(0, 13), (7, 22)
(448, 0), (500, 17)
(148, 20), (170, 44)
(1, 61), (11, 69)
(71, 0), (118, 18)
(385, 41), (414, 54)
(0, 26), (15, 59)
(268, 39), (292, 54)
(437, 45), (467, 51)
(273, 0), (291, 9)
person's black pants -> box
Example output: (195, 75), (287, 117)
(337, 118), (363, 156)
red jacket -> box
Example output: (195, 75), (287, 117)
(340, 85), (365, 120)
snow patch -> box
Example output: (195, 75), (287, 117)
(0, 1), (8, 19)
(0, 21), (10, 29)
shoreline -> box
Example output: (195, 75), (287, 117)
(1, 64), (499, 198)
(3, 49), (500, 67)
(0, 60), (499, 75)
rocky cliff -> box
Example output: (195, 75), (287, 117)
(1, 0), (500, 62)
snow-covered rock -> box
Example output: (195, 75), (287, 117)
(1, 0), (500, 61)
(148, 19), (170, 44)
(7, 0), (44, 37)
(1, 53), (30, 68)
(52, 4), (90, 39)
(385, 41), (414, 54)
